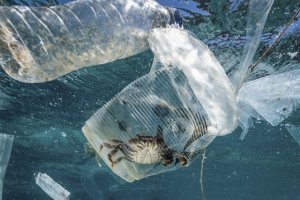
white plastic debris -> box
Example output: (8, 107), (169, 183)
(285, 124), (300, 146)
(287, 52), (298, 59)
(148, 28), (238, 136)
(0, 133), (14, 200)
(0, 0), (172, 83)
(231, 0), (274, 91)
(35, 172), (70, 200)
(238, 69), (300, 126)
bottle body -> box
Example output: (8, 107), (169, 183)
(0, 0), (170, 82)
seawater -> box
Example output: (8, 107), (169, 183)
(0, 0), (300, 199)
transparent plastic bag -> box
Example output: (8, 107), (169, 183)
(238, 69), (300, 126)
(148, 28), (238, 136)
(82, 28), (238, 182)
(83, 67), (215, 182)
(0, 0), (171, 83)
(0, 133), (14, 200)
(230, 0), (274, 90)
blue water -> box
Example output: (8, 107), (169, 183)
(0, 0), (300, 199)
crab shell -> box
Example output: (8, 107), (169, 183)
(102, 135), (173, 166)
(126, 136), (170, 165)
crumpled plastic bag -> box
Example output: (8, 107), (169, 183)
(82, 28), (237, 182)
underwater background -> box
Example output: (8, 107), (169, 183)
(0, 0), (300, 199)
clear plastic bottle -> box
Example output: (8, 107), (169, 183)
(0, 0), (173, 83)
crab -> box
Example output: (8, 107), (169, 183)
(100, 126), (189, 168)
(100, 104), (208, 168)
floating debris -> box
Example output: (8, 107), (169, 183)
(285, 124), (300, 146)
(239, 69), (300, 126)
(0, 0), (174, 83)
(231, 0), (274, 90)
(35, 172), (70, 200)
(0, 133), (14, 200)
(82, 27), (237, 182)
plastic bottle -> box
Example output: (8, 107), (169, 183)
(0, 0), (174, 83)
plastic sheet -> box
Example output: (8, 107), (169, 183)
(237, 102), (255, 140)
(285, 124), (300, 146)
(238, 69), (300, 126)
(0, 0), (171, 83)
(0, 133), (14, 200)
(230, 0), (274, 91)
(148, 28), (238, 136)
(35, 172), (71, 200)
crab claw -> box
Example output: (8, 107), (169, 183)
(162, 158), (173, 166)
(108, 154), (114, 166)
(174, 153), (189, 166)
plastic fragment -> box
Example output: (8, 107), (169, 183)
(0, 133), (14, 200)
(35, 172), (70, 200)
(231, 0), (274, 91)
(238, 69), (300, 126)
(285, 124), (300, 146)
(237, 101), (255, 140)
